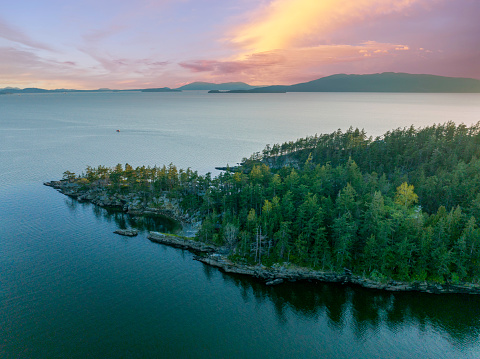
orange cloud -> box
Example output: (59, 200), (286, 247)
(180, 41), (411, 85)
(229, 0), (426, 55)
(183, 0), (438, 84)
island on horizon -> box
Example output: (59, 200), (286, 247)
(3, 72), (480, 94)
(213, 73), (480, 94)
(141, 87), (181, 92)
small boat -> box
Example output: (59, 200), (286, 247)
(116, 129), (120, 132)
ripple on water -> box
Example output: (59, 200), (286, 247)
(2, 93), (480, 358)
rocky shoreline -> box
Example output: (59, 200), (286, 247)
(148, 231), (217, 253)
(45, 180), (480, 295)
(146, 232), (480, 295)
(44, 180), (200, 236)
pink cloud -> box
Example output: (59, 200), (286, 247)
(78, 45), (170, 74)
(0, 46), (175, 89)
(179, 0), (478, 84)
(179, 41), (415, 84)
(179, 60), (217, 73)
(227, 0), (430, 54)
(0, 18), (55, 51)
(1, 0), (478, 88)
(83, 25), (128, 43)
(179, 52), (284, 75)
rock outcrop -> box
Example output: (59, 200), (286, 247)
(194, 255), (480, 294)
(147, 232), (216, 253)
(44, 180), (200, 235)
(113, 229), (138, 237)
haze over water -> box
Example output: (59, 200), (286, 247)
(1, 92), (480, 358)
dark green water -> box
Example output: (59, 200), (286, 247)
(2, 92), (480, 358)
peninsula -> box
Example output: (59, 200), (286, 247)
(45, 122), (480, 294)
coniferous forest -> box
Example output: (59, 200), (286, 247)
(63, 122), (480, 284)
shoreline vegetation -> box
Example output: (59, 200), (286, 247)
(45, 122), (480, 294)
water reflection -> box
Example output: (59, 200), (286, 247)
(64, 197), (181, 234)
(64, 195), (480, 348)
(219, 271), (480, 345)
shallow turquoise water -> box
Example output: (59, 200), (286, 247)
(1, 92), (480, 358)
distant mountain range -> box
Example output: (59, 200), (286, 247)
(141, 87), (181, 92)
(0, 87), (127, 94)
(0, 82), (254, 94)
(175, 82), (255, 91)
(220, 73), (480, 93)
(2, 73), (480, 94)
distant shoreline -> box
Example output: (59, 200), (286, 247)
(4, 72), (480, 94)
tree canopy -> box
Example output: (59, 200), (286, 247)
(67, 122), (480, 284)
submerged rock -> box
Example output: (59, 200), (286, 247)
(266, 279), (284, 286)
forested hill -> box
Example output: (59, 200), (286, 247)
(62, 122), (480, 285)
(228, 73), (480, 93)
(254, 122), (480, 212)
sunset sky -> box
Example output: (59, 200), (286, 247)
(1, 0), (479, 89)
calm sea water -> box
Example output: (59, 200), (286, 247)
(1, 91), (480, 358)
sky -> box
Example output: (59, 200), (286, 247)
(0, 0), (479, 89)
